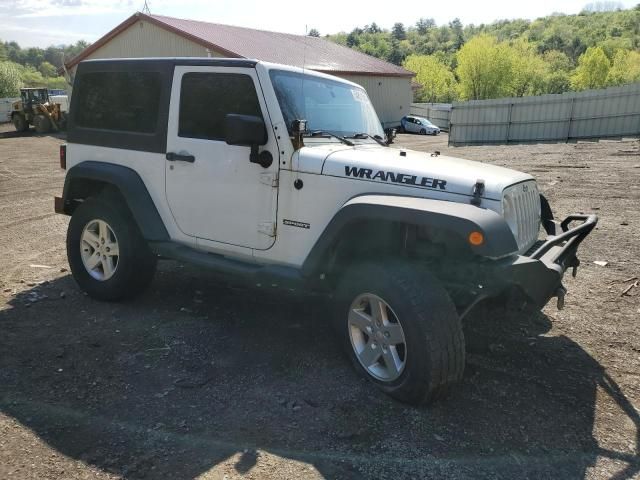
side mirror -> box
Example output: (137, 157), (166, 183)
(224, 114), (272, 168)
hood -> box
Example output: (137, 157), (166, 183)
(311, 145), (533, 200)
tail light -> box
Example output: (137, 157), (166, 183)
(59, 144), (66, 169)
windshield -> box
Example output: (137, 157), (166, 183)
(420, 118), (435, 127)
(270, 69), (384, 140)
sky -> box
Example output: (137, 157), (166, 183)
(1, 0), (638, 48)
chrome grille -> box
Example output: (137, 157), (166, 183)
(503, 181), (541, 253)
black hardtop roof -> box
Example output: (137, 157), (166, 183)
(79, 57), (258, 69)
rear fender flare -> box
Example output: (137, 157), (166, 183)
(61, 161), (169, 241)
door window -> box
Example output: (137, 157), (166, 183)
(178, 72), (263, 141)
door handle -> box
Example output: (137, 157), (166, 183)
(166, 152), (195, 163)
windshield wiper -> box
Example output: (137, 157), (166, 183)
(347, 132), (388, 147)
(304, 130), (354, 146)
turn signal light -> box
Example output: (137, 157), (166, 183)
(59, 144), (66, 169)
(468, 231), (484, 246)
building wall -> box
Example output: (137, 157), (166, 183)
(339, 75), (412, 128)
(67, 20), (225, 96)
(86, 20), (220, 60)
(69, 21), (412, 128)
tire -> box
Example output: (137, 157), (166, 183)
(60, 112), (68, 130)
(398, 125), (405, 133)
(12, 114), (28, 132)
(420, 128), (426, 135)
(333, 262), (465, 404)
(34, 115), (51, 134)
(67, 193), (157, 301)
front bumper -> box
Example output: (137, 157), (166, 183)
(491, 213), (598, 308)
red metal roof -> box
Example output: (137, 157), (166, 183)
(64, 12), (414, 78)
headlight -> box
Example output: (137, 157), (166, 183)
(502, 194), (518, 239)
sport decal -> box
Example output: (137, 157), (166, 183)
(283, 219), (310, 229)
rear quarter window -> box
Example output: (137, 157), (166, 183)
(73, 71), (161, 133)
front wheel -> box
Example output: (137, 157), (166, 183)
(67, 194), (157, 301)
(12, 114), (28, 132)
(420, 128), (427, 135)
(334, 262), (465, 404)
(34, 114), (51, 134)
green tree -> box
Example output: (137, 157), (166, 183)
(508, 39), (547, 96)
(365, 23), (381, 34)
(607, 49), (640, 84)
(19, 65), (47, 87)
(47, 76), (69, 90)
(571, 46), (611, 89)
(307, 28), (320, 37)
(392, 23), (406, 41)
(38, 61), (57, 78)
(542, 50), (573, 93)
(387, 39), (409, 65)
(24, 47), (44, 68)
(403, 54), (457, 102)
(0, 61), (22, 97)
(456, 34), (513, 99)
(415, 18), (435, 35)
(449, 18), (465, 49)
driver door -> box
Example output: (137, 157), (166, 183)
(165, 66), (280, 250)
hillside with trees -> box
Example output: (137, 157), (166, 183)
(0, 41), (88, 97)
(326, 4), (640, 102)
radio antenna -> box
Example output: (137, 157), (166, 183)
(303, 24), (308, 75)
(142, 0), (151, 14)
(302, 24), (308, 121)
(294, 25), (309, 180)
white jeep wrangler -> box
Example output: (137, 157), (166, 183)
(55, 58), (597, 404)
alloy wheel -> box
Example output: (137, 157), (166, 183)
(80, 219), (119, 281)
(348, 293), (407, 382)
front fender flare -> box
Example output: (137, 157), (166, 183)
(302, 195), (518, 275)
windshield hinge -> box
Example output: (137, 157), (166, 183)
(258, 221), (276, 237)
(259, 172), (279, 187)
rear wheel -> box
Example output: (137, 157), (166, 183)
(12, 114), (28, 132)
(34, 114), (51, 134)
(67, 194), (157, 301)
(334, 262), (465, 404)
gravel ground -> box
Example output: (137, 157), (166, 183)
(0, 123), (639, 480)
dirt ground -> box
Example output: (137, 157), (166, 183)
(0, 122), (639, 480)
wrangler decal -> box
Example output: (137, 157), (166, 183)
(344, 166), (447, 190)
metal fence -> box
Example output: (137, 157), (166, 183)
(0, 98), (19, 123)
(448, 83), (640, 146)
(409, 103), (452, 131)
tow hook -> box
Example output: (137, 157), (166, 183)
(556, 285), (567, 310)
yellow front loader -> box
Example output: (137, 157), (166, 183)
(11, 88), (67, 134)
